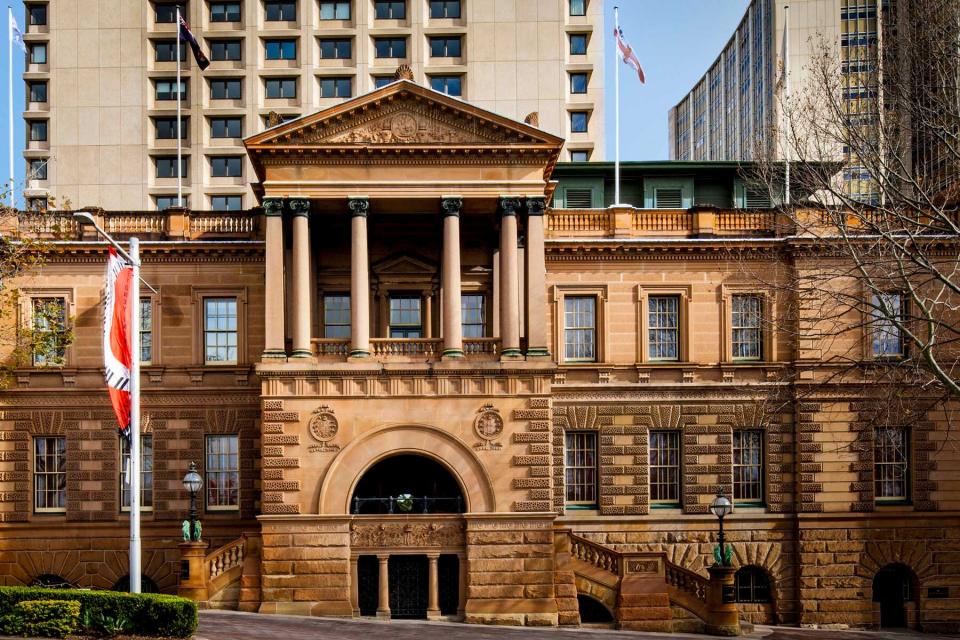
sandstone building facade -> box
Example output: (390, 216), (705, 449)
(2, 81), (959, 632)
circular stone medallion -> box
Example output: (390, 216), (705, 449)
(309, 409), (339, 443)
(474, 409), (503, 441)
(390, 114), (418, 140)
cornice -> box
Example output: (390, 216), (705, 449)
(39, 241), (265, 264)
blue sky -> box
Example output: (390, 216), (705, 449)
(0, 0), (750, 205)
(602, 0), (750, 160)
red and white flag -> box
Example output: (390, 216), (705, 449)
(614, 25), (645, 84)
(103, 248), (134, 437)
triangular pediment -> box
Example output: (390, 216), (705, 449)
(245, 80), (563, 150)
(371, 253), (436, 276)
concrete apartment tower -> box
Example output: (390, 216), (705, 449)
(20, 0), (605, 211)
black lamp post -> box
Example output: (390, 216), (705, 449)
(182, 461), (203, 541)
(709, 489), (733, 566)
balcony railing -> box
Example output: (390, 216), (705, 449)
(309, 337), (502, 361)
(12, 209), (260, 241)
(547, 206), (781, 239)
(370, 338), (442, 358)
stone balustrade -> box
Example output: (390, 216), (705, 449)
(12, 208), (260, 241)
(547, 206), (784, 239)
(208, 537), (245, 581)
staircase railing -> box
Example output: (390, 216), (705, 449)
(664, 561), (710, 605)
(207, 537), (245, 582)
(569, 532), (620, 576)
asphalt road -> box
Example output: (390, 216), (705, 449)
(195, 610), (958, 640)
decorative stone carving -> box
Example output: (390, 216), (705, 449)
(288, 198), (310, 218)
(524, 112), (540, 127)
(441, 197), (462, 217)
(394, 64), (414, 81)
(307, 405), (340, 453)
(526, 197), (546, 217)
(322, 109), (506, 145)
(473, 404), (504, 451)
(267, 111), (283, 127)
(350, 520), (465, 548)
(348, 198), (369, 218)
(499, 197), (521, 217)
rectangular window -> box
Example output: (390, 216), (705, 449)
(374, 76), (394, 89)
(871, 292), (905, 358)
(389, 295), (422, 338)
(733, 430), (763, 504)
(155, 39), (186, 62)
(203, 297), (238, 363)
(563, 296), (596, 362)
(210, 78), (241, 100)
(318, 77), (352, 98)
(569, 0), (586, 16)
(156, 79), (187, 101)
(265, 0), (296, 20)
(29, 120), (47, 142)
(319, 38), (352, 59)
(31, 297), (66, 366)
(569, 150), (589, 162)
(29, 43), (47, 64)
(34, 436), (66, 512)
(570, 72), (588, 94)
(211, 39), (242, 61)
(565, 432), (597, 507)
(206, 435), (239, 509)
(28, 159), (47, 180)
(323, 294), (351, 338)
(154, 117), (188, 139)
(155, 156), (188, 178)
(649, 430), (681, 505)
(429, 75), (461, 96)
(462, 294), (485, 338)
(28, 81), (47, 102)
(210, 117), (242, 138)
(120, 435), (154, 510)
(732, 294), (763, 360)
(429, 0), (460, 18)
(875, 428), (909, 501)
(155, 3), (185, 23)
(27, 4), (48, 25)
(155, 196), (179, 210)
(429, 37), (461, 57)
(319, 0), (350, 19)
(648, 295), (680, 361)
(374, 0), (405, 19)
(265, 39), (297, 60)
(570, 111), (588, 133)
(210, 1), (241, 21)
(140, 297), (153, 364)
(211, 156), (243, 177)
(211, 195), (243, 210)
(569, 33), (587, 55)
(375, 38), (406, 58)
(265, 77), (297, 98)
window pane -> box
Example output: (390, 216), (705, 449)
(733, 430), (763, 503)
(563, 296), (595, 361)
(120, 435), (154, 509)
(570, 73), (588, 94)
(570, 111), (588, 132)
(874, 427), (908, 500)
(871, 292), (904, 357)
(649, 431), (680, 504)
(565, 432), (597, 505)
(206, 435), (240, 508)
(324, 295), (351, 338)
(570, 34), (587, 55)
(32, 297), (66, 366)
(648, 295), (679, 360)
(462, 294), (485, 338)
(569, 0), (586, 16)
(34, 436), (66, 511)
(430, 0), (460, 18)
(732, 295), (763, 360)
(204, 297), (239, 363)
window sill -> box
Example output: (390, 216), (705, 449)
(564, 505), (599, 512)
(875, 500), (912, 507)
(650, 503), (681, 510)
(734, 502), (765, 510)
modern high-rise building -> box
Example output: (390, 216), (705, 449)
(20, 0), (605, 211)
(667, 0), (884, 201)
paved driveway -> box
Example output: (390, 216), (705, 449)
(195, 610), (957, 640)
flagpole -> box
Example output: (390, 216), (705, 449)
(614, 5), (621, 206)
(783, 4), (790, 206)
(129, 236), (141, 594)
(8, 6), (15, 208)
(176, 7), (182, 207)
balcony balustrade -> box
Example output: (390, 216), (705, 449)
(546, 206), (784, 239)
(310, 337), (502, 362)
(11, 209), (260, 241)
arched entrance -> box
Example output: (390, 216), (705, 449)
(577, 594), (614, 625)
(350, 454), (465, 514)
(873, 564), (917, 628)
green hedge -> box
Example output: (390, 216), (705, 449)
(0, 587), (197, 638)
(1, 600), (81, 638)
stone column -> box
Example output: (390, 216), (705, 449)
(525, 197), (549, 357)
(349, 198), (371, 358)
(376, 554), (391, 619)
(262, 198), (286, 359)
(441, 197), (464, 358)
(289, 198), (311, 357)
(427, 553), (441, 619)
(350, 556), (359, 617)
(499, 197), (522, 358)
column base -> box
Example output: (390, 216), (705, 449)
(427, 609), (442, 620)
(501, 348), (523, 359)
(261, 349), (287, 360)
(442, 348), (464, 359)
(376, 610), (391, 620)
(289, 349), (312, 358)
(525, 347), (551, 358)
(349, 349), (371, 359)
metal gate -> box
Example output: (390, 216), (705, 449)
(357, 555), (379, 617)
(388, 555), (428, 619)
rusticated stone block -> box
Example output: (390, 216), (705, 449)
(263, 411), (299, 422)
(263, 434), (299, 445)
(512, 478), (549, 489)
(513, 455), (549, 466)
(261, 503), (300, 514)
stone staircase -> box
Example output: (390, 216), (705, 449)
(202, 532), (262, 611)
(556, 529), (713, 633)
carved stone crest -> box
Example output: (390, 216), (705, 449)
(308, 405), (340, 452)
(390, 113), (418, 139)
(474, 404), (503, 451)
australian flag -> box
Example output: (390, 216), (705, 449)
(178, 14), (210, 70)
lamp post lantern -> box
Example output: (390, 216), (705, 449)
(182, 461), (203, 541)
(709, 489), (733, 567)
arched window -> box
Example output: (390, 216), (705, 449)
(111, 575), (159, 593)
(30, 574), (72, 589)
(351, 454), (465, 514)
(735, 566), (771, 603)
